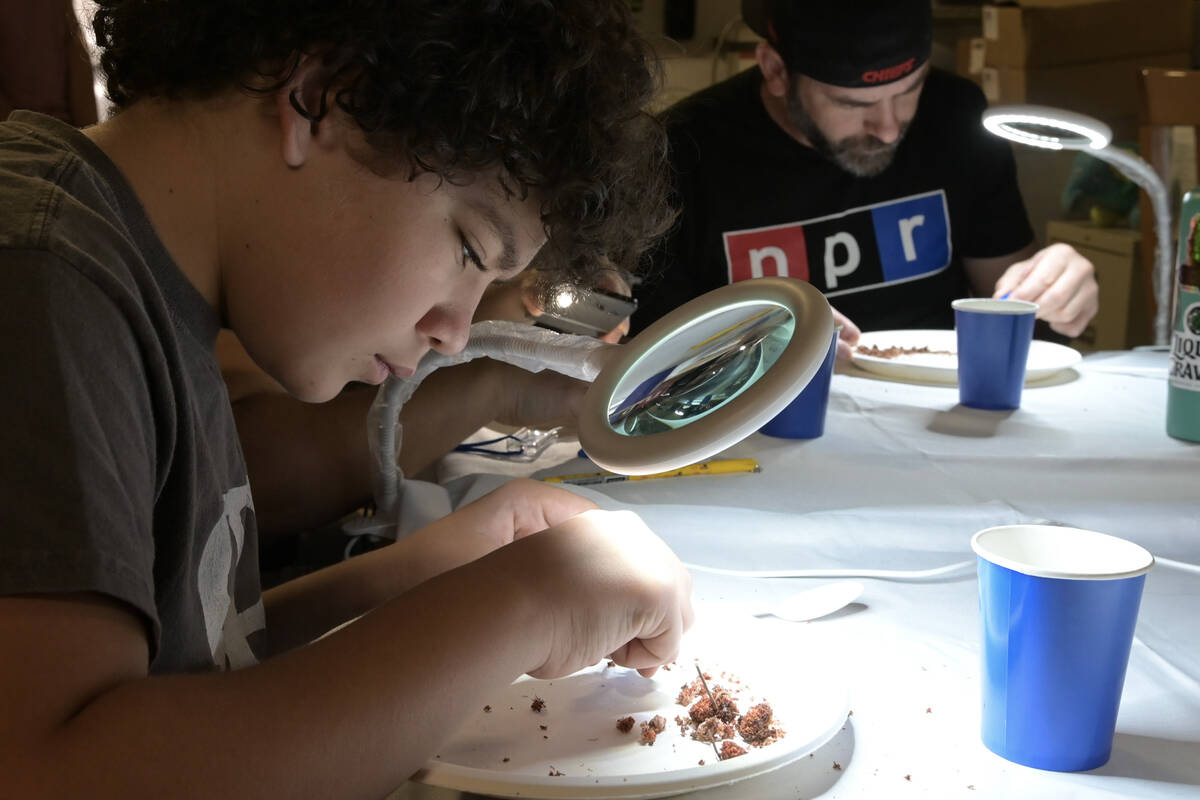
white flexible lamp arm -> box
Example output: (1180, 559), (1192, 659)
(367, 321), (614, 525)
(1085, 146), (1174, 345)
(982, 105), (1174, 346)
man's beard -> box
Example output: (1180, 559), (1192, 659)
(785, 92), (909, 178)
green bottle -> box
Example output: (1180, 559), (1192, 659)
(1166, 188), (1200, 442)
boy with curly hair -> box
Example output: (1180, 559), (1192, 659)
(0, 2), (692, 796)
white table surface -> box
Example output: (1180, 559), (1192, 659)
(389, 349), (1200, 800)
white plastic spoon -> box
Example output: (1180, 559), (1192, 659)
(755, 580), (865, 622)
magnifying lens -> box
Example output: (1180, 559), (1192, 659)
(365, 277), (833, 535)
(578, 277), (833, 474)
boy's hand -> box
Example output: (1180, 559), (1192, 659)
(489, 509), (694, 680)
(397, 479), (597, 585)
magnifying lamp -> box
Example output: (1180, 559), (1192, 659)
(982, 104), (1173, 345)
(365, 277), (833, 536)
(578, 277), (833, 474)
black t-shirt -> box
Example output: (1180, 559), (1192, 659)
(633, 67), (1033, 334)
(0, 112), (266, 672)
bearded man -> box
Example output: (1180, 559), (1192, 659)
(633, 0), (1098, 358)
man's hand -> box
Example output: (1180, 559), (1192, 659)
(831, 306), (861, 361)
(991, 243), (1098, 338)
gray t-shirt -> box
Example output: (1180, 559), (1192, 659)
(0, 111), (266, 671)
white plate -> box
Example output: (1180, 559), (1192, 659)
(413, 617), (850, 799)
(850, 329), (1082, 385)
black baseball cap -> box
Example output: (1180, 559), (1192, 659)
(742, 0), (933, 88)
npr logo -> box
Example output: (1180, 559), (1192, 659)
(723, 190), (951, 297)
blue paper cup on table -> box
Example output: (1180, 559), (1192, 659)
(759, 325), (838, 439)
(971, 524), (1154, 772)
(952, 298), (1037, 410)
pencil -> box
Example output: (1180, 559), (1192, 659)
(543, 457), (761, 486)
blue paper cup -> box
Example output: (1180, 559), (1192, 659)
(952, 298), (1038, 410)
(759, 326), (838, 439)
(972, 524), (1154, 772)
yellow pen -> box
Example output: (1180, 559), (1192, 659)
(543, 457), (761, 486)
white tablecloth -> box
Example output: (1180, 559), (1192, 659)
(393, 349), (1200, 799)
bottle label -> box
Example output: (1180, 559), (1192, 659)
(1170, 291), (1200, 391)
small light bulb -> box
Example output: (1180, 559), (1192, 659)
(553, 289), (575, 310)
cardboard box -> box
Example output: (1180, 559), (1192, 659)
(982, 0), (1195, 68)
(956, 37), (987, 78)
(980, 52), (1190, 141)
(1046, 219), (1141, 350)
(1003, 0), (1142, 6)
(1004, 0), (1121, 6)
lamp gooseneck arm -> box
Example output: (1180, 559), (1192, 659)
(367, 322), (613, 532)
(1088, 145), (1174, 346)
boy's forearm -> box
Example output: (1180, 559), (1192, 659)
(261, 530), (441, 653)
(394, 359), (507, 476)
(8, 563), (545, 800)
(233, 384), (376, 535)
(262, 492), (543, 654)
(233, 361), (504, 536)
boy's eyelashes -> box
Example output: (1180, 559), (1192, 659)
(460, 232), (487, 272)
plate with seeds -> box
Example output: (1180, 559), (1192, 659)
(849, 329), (1081, 385)
(412, 615), (849, 799)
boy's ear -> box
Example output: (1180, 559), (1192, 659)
(276, 55), (341, 168)
(756, 41), (791, 99)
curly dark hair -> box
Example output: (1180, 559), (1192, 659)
(89, 0), (675, 284)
